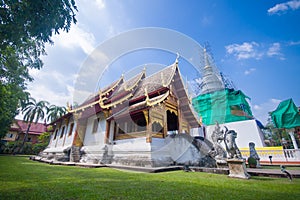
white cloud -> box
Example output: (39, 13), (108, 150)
(225, 42), (262, 60)
(268, 0), (300, 15)
(251, 98), (282, 124)
(288, 40), (300, 46)
(267, 43), (285, 60)
(95, 0), (105, 10)
(244, 68), (256, 75)
(52, 24), (96, 55)
(27, 69), (76, 106)
(226, 42), (285, 60)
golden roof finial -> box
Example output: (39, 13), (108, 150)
(67, 102), (71, 112)
(175, 52), (180, 64)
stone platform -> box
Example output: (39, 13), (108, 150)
(29, 156), (300, 178)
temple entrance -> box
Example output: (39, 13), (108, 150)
(167, 110), (178, 133)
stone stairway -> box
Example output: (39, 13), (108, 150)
(70, 146), (81, 162)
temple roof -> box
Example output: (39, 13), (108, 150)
(131, 63), (177, 100)
(67, 59), (199, 128)
(102, 70), (145, 106)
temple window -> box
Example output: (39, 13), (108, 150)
(127, 121), (136, 133)
(136, 117), (146, 132)
(117, 122), (125, 134)
(152, 122), (163, 133)
(167, 110), (178, 132)
(114, 112), (148, 140)
(53, 129), (58, 140)
(92, 118), (99, 133)
(60, 126), (65, 138)
(68, 123), (74, 136)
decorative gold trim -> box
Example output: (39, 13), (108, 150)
(115, 131), (146, 140)
(152, 117), (163, 127)
(68, 100), (99, 113)
(124, 71), (145, 91)
(166, 105), (178, 116)
(164, 64), (177, 87)
(67, 76), (124, 113)
(102, 76), (124, 96)
(152, 133), (164, 138)
(143, 110), (149, 124)
(99, 93), (133, 109)
(146, 90), (169, 107)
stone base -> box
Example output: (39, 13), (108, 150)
(216, 159), (228, 169)
(227, 158), (250, 179)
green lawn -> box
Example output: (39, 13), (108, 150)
(0, 155), (299, 200)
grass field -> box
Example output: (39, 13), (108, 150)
(0, 155), (299, 200)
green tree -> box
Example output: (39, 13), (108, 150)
(19, 97), (49, 153)
(47, 105), (67, 123)
(0, 0), (77, 138)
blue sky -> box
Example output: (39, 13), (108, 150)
(27, 0), (300, 125)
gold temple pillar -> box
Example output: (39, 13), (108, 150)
(144, 110), (152, 143)
(72, 113), (87, 147)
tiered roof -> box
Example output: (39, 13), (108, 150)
(67, 60), (199, 128)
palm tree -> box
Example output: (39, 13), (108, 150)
(46, 105), (67, 123)
(19, 97), (49, 153)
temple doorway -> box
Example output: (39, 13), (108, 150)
(167, 110), (178, 133)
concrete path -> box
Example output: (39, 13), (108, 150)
(246, 168), (300, 178)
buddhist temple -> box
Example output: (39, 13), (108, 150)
(41, 59), (215, 167)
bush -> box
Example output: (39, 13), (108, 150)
(247, 156), (257, 168)
(0, 141), (46, 155)
(32, 143), (48, 155)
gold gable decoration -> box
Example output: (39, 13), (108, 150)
(165, 101), (178, 116)
(124, 69), (145, 91)
(67, 76), (124, 114)
(102, 76), (124, 95)
(99, 92), (133, 109)
(152, 117), (163, 127)
(145, 90), (170, 107)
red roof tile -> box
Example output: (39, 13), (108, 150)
(16, 120), (46, 135)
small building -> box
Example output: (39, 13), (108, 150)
(41, 60), (215, 167)
(2, 119), (46, 144)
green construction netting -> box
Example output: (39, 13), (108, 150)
(271, 99), (300, 129)
(192, 89), (253, 125)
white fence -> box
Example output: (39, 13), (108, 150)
(240, 148), (300, 163)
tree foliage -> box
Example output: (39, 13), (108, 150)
(47, 104), (67, 123)
(22, 97), (49, 124)
(19, 97), (49, 153)
(0, 0), (77, 138)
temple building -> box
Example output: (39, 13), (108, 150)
(41, 60), (213, 167)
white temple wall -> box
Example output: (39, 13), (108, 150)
(47, 127), (61, 149)
(83, 113), (106, 147)
(206, 119), (266, 149)
(55, 124), (68, 148)
(79, 114), (108, 163)
(113, 137), (151, 152)
(63, 121), (76, 147)
(44, 119), (76, 153)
